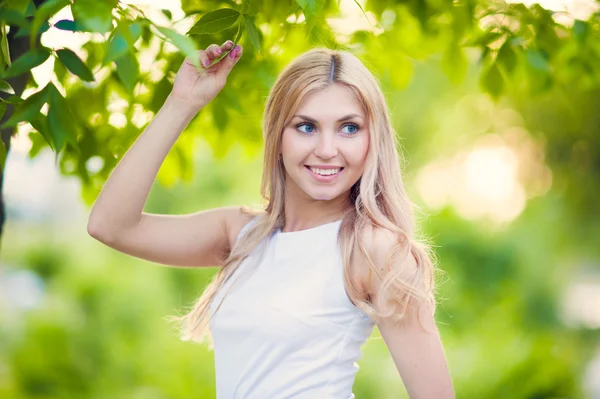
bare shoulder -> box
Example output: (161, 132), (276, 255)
(225, 206), (264, 251)
(353, 224), (416, 300)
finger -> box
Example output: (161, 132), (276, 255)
(206, 44), (222, 59)
(196, 50), (211, 68)
(213, 40), (235, 64)
(218, 44), (242, 78)
(221, 40), (234, 52)
(228, 44), (242, 61)
(206, 41), (236, 69)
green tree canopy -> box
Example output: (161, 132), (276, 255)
(2, 2), (600, 398)
(0, 0), (599, 239)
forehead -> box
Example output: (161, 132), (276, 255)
(295, 84), (364, 118)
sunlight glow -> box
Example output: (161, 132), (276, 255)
(108, 113), (128, 128)
(506, 0), (599, 20)
(328, 0), (383, 42)
(10, 125), (34, 154)
(415, 129), (552, 224)
(563, 280), (600, 329)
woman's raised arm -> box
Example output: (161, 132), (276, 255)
(87, 41), (247, 268)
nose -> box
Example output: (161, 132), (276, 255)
(314, 132), (338, 160)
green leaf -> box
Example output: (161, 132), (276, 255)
(54, 19), (82, 31)
(241, 0), (258, 16)
(0, 101), (6, 120)
(126, 21), (143, 44)
(212, 102), (228, 132)
(105, 33), (130, 64)
(148, 76), (172, 113)
(157, 26), (200, 69)
(30, 113), (54, 150)
(30, 0), (70, 48)
(81, 41), (103, 70)
(0, 8), (30, 27)
(187, 8), (240, 35)
(104, 22), (142, 64)
(480, 62), (504, 100)
(243, 14), (260, 53)
(24, 0), (37, 17)
(115, 52), (139, 91)
(2, 47), (50, 79)
(1, 23), (11, 71)
(47, 83), (78, 152)
(1, 84), (49, 127)
(72, 0), (118, 34)
(234, 21), (243, 44)
(28, 128), (50, 157)
(54, 53), (68, 80)
(525, 49), (550, 73)
(573, 20), (587, 44)
(141, 23), (152, 44)
(464, 28), (503, 47)
(15, 21), (50, 38)
(2, 95), (23, 105)
(295, 0), (325, 24)
(0, 135), (6, 172)
(497, 41), (517, 74)
(56, 48), (95, 81)
(1, 0), (33, 15)
(0, 79), (14, 94)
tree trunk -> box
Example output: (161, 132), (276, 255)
(0, 0), (47, 245)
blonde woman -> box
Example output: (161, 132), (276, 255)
(88, 40), (454, 399)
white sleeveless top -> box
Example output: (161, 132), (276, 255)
(208, 217), (375, 398)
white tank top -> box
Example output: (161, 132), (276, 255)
(209, 217), (375, 398)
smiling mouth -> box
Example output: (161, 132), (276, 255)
(305, 165), (344, 176)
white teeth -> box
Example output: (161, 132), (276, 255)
(310, 167), (340, 176)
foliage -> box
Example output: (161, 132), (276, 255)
(0, 0), (599, 201)
(1, 0), (600, 397)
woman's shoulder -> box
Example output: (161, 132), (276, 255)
(351, 222), (411, 298)
(226, 206), (266, 250)
(365, 224), (408, 257)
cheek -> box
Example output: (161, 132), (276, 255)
(280, 129), (292, 155)
(346, 135), (370, 168)
(280, 130), (298, 165)
(281, 129), (311, 162)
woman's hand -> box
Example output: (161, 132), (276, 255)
(170, 40), (243, 109)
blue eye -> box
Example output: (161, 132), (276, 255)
(295, 122), (360, 135)
(342, 124), (359, 135)
(297, 123), (315, 134)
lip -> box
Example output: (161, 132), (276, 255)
(305, 165), (344, 182)
(305, 164), (344, 169)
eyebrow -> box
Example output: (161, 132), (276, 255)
(292, 114), (364, 123)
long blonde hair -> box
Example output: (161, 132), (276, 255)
(170, 48), (438, 348)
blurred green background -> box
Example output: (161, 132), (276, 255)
(1, 0), (600, 398)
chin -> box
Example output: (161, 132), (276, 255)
(310, 194), (336, 201)
(305, 187), (345, 201)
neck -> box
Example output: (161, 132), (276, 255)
(282, 184), (352, 233)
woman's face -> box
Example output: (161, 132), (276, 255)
(280, 83), (370, 202)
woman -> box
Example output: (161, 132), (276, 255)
(88, 40), (454, 398)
